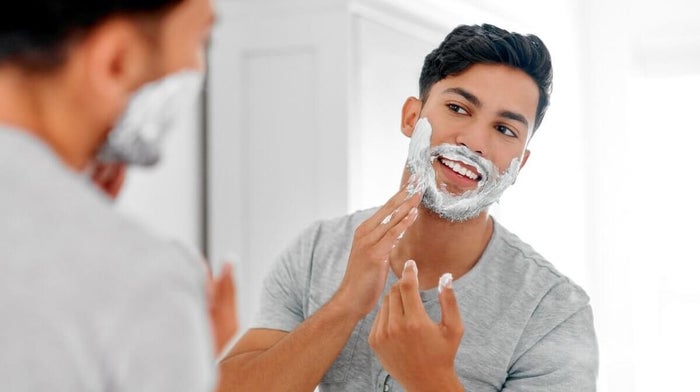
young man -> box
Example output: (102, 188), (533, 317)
(0, 0), (237, 390)
(218, 23), (598, 391)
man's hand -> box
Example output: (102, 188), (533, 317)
(207, 262), (238, 356)
(332, 180), (422, 318)
(369, 260), (465, 392)
(90, 162), (127, 199)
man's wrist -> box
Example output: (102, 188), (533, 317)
(327, 289), (369, 324)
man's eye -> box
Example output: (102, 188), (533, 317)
(447, 104), (467, 115)
(497, 125), (517, 137)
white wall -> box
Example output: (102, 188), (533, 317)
(578, 0), (700, 390)
(207, 0), (353, 331)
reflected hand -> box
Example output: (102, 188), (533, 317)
(207, 262), (238, 356)
(333, 180), (422, 318)
(369, 260), (464, 391)
(90, 162), (127, 199)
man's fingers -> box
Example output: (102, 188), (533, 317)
(398, 260), (423, 316)
(370, 294), (390, 345)
(366, 193), (421, 245)
(91, 163), (127, 199)
(93, 163), (116, 182)
(216, 262), (235, 306)
(388, 285), (404, 321)
(365, 178), (421, 231)
(209, 261), (236, 315)
(438, 273), (463, 336)
(361, 188), (407, 231)
(370, 207), (419, 258)
(210, 261), (239, 355)
(108, 165), (127, 194)
(90, 163), (108, 183)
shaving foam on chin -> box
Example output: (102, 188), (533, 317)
(405, 117), (521, 222)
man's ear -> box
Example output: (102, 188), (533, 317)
(520, 149), (531, 170)
(82, 18), (151, 117)
(401, 96), (422, 138)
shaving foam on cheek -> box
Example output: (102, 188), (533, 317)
(406, 118), (432, 197)
(405, 117), (521, 222)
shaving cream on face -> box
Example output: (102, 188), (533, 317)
(405, 117), (521, 222)
(97, 70), (204, 166)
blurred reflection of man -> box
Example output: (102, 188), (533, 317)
(0, 0), (237, 390)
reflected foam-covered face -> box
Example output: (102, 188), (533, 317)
(406, 118), (520, 222)
(96, 70), (204, 166)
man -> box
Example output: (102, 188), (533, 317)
(0, 0), (237, 390)
(218, 23), (598, 391)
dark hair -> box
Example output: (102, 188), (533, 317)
(0, 0), (184, 70)
(419, 23), (553, 132)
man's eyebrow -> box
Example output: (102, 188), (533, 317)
(443, 87), (531, 129)
(498, 110), (530, 128)
(442, 87), (482, 108)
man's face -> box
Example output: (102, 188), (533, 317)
(403, 63), (539, 196)
(89, 0), (216, 167)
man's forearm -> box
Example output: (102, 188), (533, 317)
(217, 297), (362, 392)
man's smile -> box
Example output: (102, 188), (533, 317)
(437, 156), (481, 181)
(435, 156), (482, 192)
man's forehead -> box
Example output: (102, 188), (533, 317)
(437, 66), (537, 109)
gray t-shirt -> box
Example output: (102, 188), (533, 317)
(254, 208), (598, 391)
(0, 128), (215, 391)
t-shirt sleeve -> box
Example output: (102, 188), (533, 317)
(503, 284), (599, 392)
(251, 222), (321, 332)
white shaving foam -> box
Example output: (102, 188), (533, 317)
(406, 117), (521, 222)
(438, 272), (453, 293)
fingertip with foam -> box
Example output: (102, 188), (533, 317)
(402, 259), (418, 279)
(438, 272), (453, 294)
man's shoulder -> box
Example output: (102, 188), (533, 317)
(319, 207), (377, 232)
(293, 207), (378, 248)
(276, 207), (378, 278)
(488, 220), (590, 309)
(0, 128), (204, 294)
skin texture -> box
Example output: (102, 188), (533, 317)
(0, 0), (237, 365)
(218, 63), (540, 391)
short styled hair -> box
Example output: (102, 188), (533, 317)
(419, 24), (553, 132)
(0, 0), (184, 70)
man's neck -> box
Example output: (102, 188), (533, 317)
(389, 206), (494, 290)
(0, 68), (44, 133)
(0, 66), (93, 170)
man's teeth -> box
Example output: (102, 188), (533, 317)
(440, 158), (479, 180)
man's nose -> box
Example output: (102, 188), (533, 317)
(455, 128), (488, 156)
